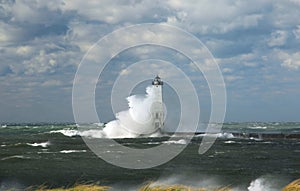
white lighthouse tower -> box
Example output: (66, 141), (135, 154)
(151, 75), (164, 131)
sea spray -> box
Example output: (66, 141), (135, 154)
(248, 177), (282, 191)
(49, 86), (162, 138)
(50, 86), (161, 138)
(103, 86), (161, 138)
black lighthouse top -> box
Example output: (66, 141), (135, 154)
(152, 75), (163, 85)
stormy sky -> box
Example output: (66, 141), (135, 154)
(1, 0), (300, 123)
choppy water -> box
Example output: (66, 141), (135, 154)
(0, 122), (299, 190)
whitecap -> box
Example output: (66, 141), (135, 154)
(52, 127), (163, 139)
(262, 141), (273, 144)
(79, 129), (106, 138)
(50, 128), (108, 138)
(249, 126), (268, 129)
(13, 143), (23, 146)
(162, 139), (187, 145)
(196, 133), (234, 139)
(1, 155), (31, 161)
(93, 122), (104, 126)
(59, 150), (87, 154)
(224, 140), (235, 144)
(26, 141), (50, 148)
(144, 142), (161, 145)
(37, 150), (57, 154)
(50, 129), (80, 137)
(249, 137), (262, 141)
(219, 133), (235, 138)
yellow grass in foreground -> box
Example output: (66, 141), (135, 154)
(26, 178), (300, 191)
(33, 184), (110, 191)
(32, 183), (231, 191)
(281, 179), (300, 191)
(138, 182), (232, 191)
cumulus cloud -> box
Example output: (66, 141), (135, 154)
(164, 0), (267, 34)
(267, 30), (288, 47)
(16, 45), (33, 56)
(1, 0), (300, 122)
(24, 50), (58, 75)
(60, 0), (169, 24)
(11, 0), (65, 25)
(277, 50), (300, 70)
(0, 21), (22, 44)
(293, 25), (300, 39)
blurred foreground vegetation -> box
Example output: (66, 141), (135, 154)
(19, 178), (300, 191)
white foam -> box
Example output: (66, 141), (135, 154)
(144, 142), (161, 145)
(50, 129), (80, 137)
(102, 121), (140, 138)
(26, 141), (50, 148)
(249, 126), (268, 129)
(224, 140), (235, 144)
(163, 139), (187, 145)
(50, 128), (130, 139)
(1, 155), (30, 161)
(78, 129), (106, 138)
(37, 150), (57, 154)
(219, 132), (235, 138)
(249, 137), (262, 141)
(196, 133), (234, 139)
(59, 150), (87, 154)
(248, 177), (277, 191)
(13, 143), (23, 146)
(262, 141), (272, 144)
(93, 122), (104, 126)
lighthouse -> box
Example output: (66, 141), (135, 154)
(151, 75), (164, 131)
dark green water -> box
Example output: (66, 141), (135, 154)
(0, 123), (299, 190)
